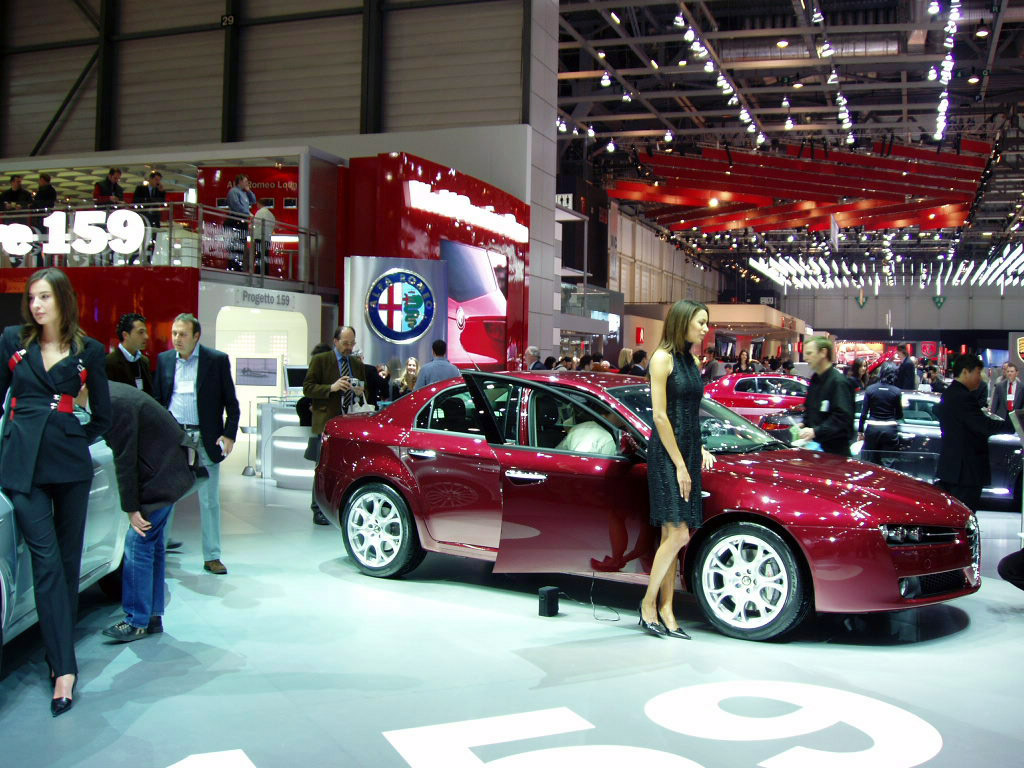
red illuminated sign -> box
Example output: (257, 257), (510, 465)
(636, 327), (645, 345)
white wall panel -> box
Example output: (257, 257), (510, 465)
(7, 2), (96, 47)
(384, 1), (522, 132)
(2, 46), (97, 157)
(120, 0), (217, 33)
(116, 31), (222, 149)
(240, 17), (361, 140)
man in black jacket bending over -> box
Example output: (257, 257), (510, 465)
(100, 382), (197, 642)
(936, 354), (1014, 513)
(798, 336), (855, 456)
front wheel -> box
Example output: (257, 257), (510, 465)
(341, 483), (424, 578)
(692, 522), (811, 641)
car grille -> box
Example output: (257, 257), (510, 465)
(918, 569), (968, 597)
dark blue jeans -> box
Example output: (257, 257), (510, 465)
(122, 504), (173, 628)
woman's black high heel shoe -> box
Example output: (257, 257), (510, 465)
(638, 603), (668, 637)
(658, 611), (692, 640)
(51, 677), (76, 718)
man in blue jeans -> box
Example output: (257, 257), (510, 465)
(101, 382), (197, 642)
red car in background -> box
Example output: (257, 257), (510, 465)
(704, 373), (809, 424)
(313, 371), (979, 642)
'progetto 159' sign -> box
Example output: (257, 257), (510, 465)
(0, 210), (148, 257)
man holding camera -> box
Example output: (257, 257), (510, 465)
(303, 326), (376, 525)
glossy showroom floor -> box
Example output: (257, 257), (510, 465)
(1, 449), (1022, 768)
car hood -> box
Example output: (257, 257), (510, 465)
(709, 449), (971, 527)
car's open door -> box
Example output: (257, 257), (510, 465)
(464, 372), (652, 575)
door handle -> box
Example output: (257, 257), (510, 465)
(407, 449), (437, 460)
(753, 399), (769, 405)
(506, 469), (547, 484)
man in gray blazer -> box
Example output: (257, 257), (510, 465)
(100, 382), (197, 642)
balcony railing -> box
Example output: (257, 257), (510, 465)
(0, 202), (318, 288)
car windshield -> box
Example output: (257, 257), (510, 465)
(441, 241), (500, 302)
(608, 384), (784, 454)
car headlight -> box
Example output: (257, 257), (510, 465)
(878, 524), (953, 546)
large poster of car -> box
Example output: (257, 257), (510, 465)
(439, 239), (508, 368)
(835, 340), (942, 368)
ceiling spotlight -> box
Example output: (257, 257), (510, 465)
(785, 116), (794, 130)
(622, 91), (632, 102)
(684, 27), (696, 42)
(846, 133), (855, 144)
(928, 0), (939, 14)
(781, 97), (790, 108)
(777, 39), (789, 48)
(600, 71), (611, 87)
(756, 133), (766, 145)
(597, 50), (606, 59)
(747, 123), (756, 133)
(607, 139), (616, 152)
(728, 95), (739, 106)
(927, 67), (937, 81)
(587, 126), (595, 138)
(673, 13), (686, 28)
(792, 81), (804, 89)
(827, 69), (839, 84)
(664, 130), (673, 142)
(820, 40), (835, 57)
(650, 59), (659, 70)
(704, 60), (715, 72)
(811, 9), (824, 24)
(968, 74), (980, 84)
(557, 119), (567, 133)
(976, 21), (990, 38)
(610, 11), (621, 24)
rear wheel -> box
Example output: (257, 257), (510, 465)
(341, 483), (425, 578)
(692, 522), (811, 641)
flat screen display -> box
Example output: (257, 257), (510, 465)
(236, 358), (277, 387)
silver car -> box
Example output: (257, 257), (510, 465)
(0, 408), (127, 657)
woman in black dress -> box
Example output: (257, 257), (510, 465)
(0, 268), (111, 715)
(640, 299), (715, 639)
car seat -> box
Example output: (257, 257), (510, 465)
(534, 394), (566, 448)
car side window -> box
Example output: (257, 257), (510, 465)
(902, 396), (938, 423)
(734, 378), (758, 393)
(414, 387), (485, 436)
(528, 389), (622, 457)
(771, 378), (807, 397)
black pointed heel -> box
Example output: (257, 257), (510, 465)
(51, 678), (76, 718)
(663, 625), (692, 640)
(638, 603), (668, 637)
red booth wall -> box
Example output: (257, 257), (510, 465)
(343, 153), (530, 369)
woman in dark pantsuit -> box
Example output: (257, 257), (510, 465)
(0, 268), (111, 716)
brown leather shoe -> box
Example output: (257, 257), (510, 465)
(203, 559), (228, 575)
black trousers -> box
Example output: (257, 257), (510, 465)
(308, 436), (321, 513)
(10, 480), (91, 676)
(997, 549), (1024, 592)
(938, 481), (982, 514)
(862, 424), (899, 465)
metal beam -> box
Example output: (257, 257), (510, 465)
(221, 0), (240, 143)
(557, 22), (949, 49)
(980, 0), (1009, 102)
(70, 0), (101, 30)
(360, 0), (385, 133)
(32, 48), (100, 156)
(521, 0), (531, 124)
(94, 0), (117, 152)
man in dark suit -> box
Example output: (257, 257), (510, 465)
(132, 171), (167, 263)
(936, 354), (1013, 512)
(100, 382), (196, 642)
(154, 313), (240, 574)
(302, 325), (375, 525)
(991, 363), (1023, 420)
(106, 313), (154, 396)
(895, 343), (917, 390)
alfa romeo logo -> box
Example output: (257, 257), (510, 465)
(365, 269), (435, 344)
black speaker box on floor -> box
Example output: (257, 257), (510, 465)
(538, 586), (559, 617)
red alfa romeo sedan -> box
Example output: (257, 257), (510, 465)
(704, 372), (810, 424)
(314, 371), (980, 641)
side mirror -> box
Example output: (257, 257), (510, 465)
(619, 431), (640, 457)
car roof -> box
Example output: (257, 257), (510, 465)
(710, 372), (808, 387)
(481, 369), (647, 392)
